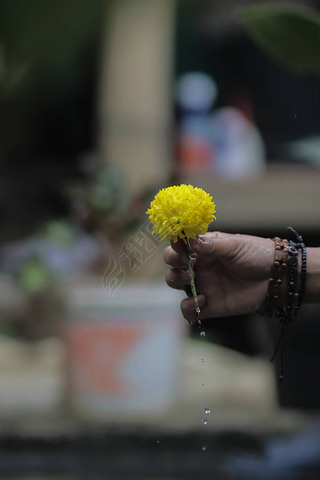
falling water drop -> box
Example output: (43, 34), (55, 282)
(202, 418), (208, 425)
(200, 331), (206, 337)
(202, 445), (207, 451)
(204, 408), (211, 415)
(201, 358), (205, 364)
(189, 252), (197, 267)
(196, 306), (201, 315)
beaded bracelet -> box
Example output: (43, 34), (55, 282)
(288, 227), (307, 309)
(260, 237), (288, 317)
(286, 239), (300, 321)
(269, 228), (306, 380)
(283, 228), (306, 321)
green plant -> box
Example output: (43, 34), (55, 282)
(238, 3), (320, 75)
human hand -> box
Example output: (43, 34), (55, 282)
(164, 232), (275, 323)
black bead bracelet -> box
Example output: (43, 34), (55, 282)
(268, 227), (306, 380)
(287, 227), (307, 313)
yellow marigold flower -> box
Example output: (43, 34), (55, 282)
(146, 184), (216, 243)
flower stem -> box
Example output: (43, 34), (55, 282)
(182, 235), (200, 315)
(186, 255), (200, 314)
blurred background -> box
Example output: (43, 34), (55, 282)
(1, 0), (320, 478)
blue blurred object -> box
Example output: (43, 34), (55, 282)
(227, 423), (320, 479)
(209, 107), (266, 180)
(175, 72), (217, 172)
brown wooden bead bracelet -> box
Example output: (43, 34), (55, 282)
(260, 236), (289, 317)
(262, 229), (306, 380)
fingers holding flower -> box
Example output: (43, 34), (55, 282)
(147, 184), (216, 317)
(165, 267), (191, 290)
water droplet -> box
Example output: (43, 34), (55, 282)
(202, 445), (207, 451)
(202, 383), (205, 386)
(197, 318), (201, 326)
(201, 358), (204, 364)
(200, 331), (206, 337)
(196, 306), (201, 315)
(202, 418), (208, 425)
(189, 252), (197, 267)
(204, 408), (211, 415)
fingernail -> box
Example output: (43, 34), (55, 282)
(198, 235), (208, 244)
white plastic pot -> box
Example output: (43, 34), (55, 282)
(62, 280), (186, 419)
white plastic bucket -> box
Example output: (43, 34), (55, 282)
(62, 280), (186, 418)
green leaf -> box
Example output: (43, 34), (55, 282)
(238, 3), (320, 75)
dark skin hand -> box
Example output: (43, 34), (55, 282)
(164, 232), (275, 324)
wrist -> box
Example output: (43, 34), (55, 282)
(305, 247), (320, 303)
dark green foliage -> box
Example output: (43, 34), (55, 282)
(238, 3), (320, 75)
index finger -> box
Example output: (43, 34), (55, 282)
(163, 245), (188, 268)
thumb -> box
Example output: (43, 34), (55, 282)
(192, 232), (243, 262)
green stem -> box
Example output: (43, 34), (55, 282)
(182, 234), (200, 314)
(186, 254), (200, 313)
